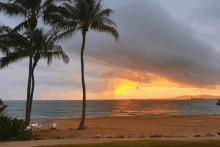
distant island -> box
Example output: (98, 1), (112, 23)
(190, 97), (203, 100)
(156, 94), (220, 100)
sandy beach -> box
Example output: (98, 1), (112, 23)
(30, 115), (220, 140)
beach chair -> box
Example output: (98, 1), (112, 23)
(25, 126), (32, 131)
(30, 122), (38, 129)
(37, 123), (41, 129)
(52, 122), (57, 129)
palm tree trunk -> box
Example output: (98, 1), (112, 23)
(29, 72), (34, 116)
(26, 54), (33, 126)
(25, 29), (34, 126)
(29, 60), (37, 117)
(77, 31), (87, 130)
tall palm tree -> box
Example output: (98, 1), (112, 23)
(54, 0), (119, 130)
(30, 28), (69, 115)
(0, 0), (70, 125)
(0, 26), (69, 122)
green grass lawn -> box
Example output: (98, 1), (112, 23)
(39, 140), (220, 147)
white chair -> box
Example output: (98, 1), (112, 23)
(52, 122), (57, 129)
(25, 126), (32, 131)
(37, 123), (41, 129)
(30, 122), (38, 129)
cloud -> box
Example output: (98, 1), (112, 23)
(62, 0), (220, 88)
(190, 21), (217, 34)
(2, 0), (220, 100)
(202, 0), (220, 19)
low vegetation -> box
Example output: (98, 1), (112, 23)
(0, 99), (32, 141)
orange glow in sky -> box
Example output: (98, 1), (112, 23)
(48, 72), (220, 100)
(111, 72), (220, 99)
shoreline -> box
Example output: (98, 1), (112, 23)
(29, 114), (220, 121)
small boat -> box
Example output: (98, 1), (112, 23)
(216, 99), (220, 106)
(191, 97), (203, 100)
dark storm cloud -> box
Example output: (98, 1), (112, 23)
(99, 68), (152, 84)
(64, 0), (220, 88)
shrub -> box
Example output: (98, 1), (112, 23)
(0, 99), (31, 141)
(0, 99), (7, 116)
(32, 133), (41, 140)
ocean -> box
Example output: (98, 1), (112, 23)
(3, 99), (220, 120)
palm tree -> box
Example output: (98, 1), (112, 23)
(29, 28), (69, 115)
(0, 26), (69, 122)
(54, 0), (119, 130)
(0, 0), (70, 125)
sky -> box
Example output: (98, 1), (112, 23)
(1, 0), (220, 100)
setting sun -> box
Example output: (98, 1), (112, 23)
(115, 81), (139, 95)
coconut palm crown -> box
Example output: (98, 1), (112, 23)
(55, 0), (119, 41)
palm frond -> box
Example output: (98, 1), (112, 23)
(71, 0), (89, 21)
(0, 25), (12, 34)
(92, 17), (116, 27)
(59, 51), (70, 64)
(13, 20), (29, 32)
(62, 2), (75, 13)
(0, 51), (28, 69)
(89, 0), (99, 13)
(42, 0), (72, 9)
(43, 28), (58, 44)
(0, 2), (27, 17)
(0, 27), (29, 54)
(0, 43), (10, 55)
(91, 24), (119, 41)
(62, 3), (80, 21)
(40, 49), (69, 65)
(44, 13), (64, 26)
(43, 4), (72, 26)
(33, 28), (45, 49)
(29, 28), (70, 66)
(93, 8), (114, 20)
(41, 0), (57, 9)
(53, 27), (81, 42)
(91, 0), (102, 17)
(0, 38), (28, 50)
(7, 32), (29, 48)
(9, 0), (42, 11)
(56, 20), (78, 31)
(83, 0), (89, 18)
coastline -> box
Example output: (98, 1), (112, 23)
(4, 99), (220, 121)
(30, 115), (220, 140)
